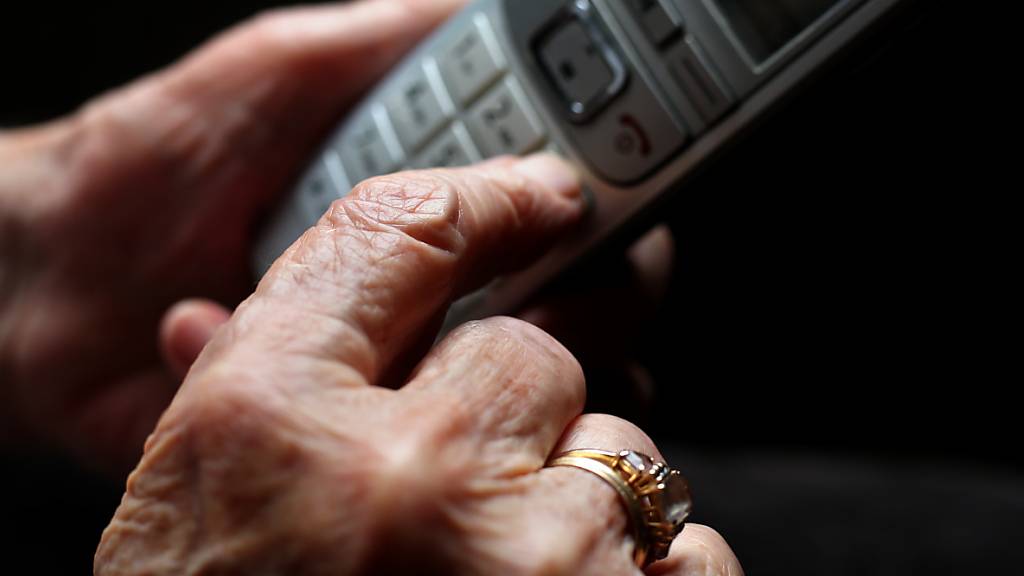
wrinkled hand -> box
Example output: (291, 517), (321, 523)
(95, 152), (740, 575)
(0, 0), (674, 475)
(0, 0), (467, 471)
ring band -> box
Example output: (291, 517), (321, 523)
(546, 449), (692, 567)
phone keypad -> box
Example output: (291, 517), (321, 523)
(336, 12), (544, 187)
(384, 61), (453, 153)
(570, 75), (686, 184)
(439, 14), (506, 107)
(337, 107), (402, 184)
(413, 123), (480, 169)
(300, 10), (548, 230)
(467, 77), (546, 157)
(296, 153), (347, 221)
(538, 19), (618, 115)
(625, 0), (682, 48)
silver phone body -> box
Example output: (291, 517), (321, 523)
(252, 0), (903, 328)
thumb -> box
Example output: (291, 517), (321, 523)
(158, 0), (471, 129)
(70, 0), (469, 213)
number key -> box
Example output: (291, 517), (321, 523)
(337, 107), (401, 184)
(439, 14), (506, 107)
(412, 123), (480, 169)
(384, 61), (452, 153)
(466, 77), (546, 157)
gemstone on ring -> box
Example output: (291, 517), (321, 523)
(617, 450), (691, 532)
(621, 450), (651, 475)
(660, 470), (692, 529)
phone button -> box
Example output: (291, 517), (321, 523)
(438, 14), (506, 108)
(412, 123), (481, 169)
(625, 0), (682, 48)
(535, 0), (627, 123)
(572, 77), (687, 184)
(665, 38), (733, 124)
(296, 152), (347, 221)
(384, 61), (453, 153)
(337, 107), (401, 184)
(466, 77), (546, 157)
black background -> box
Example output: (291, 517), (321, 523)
(2, 1), (1019, 574)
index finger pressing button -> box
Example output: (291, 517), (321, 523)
(247, 154), (583, 386)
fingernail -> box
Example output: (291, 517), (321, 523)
(513, 153), (582, 200)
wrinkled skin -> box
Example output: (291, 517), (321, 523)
(0, 0), (669, 474)
(0, 1), (743, 574)
(95, 154), (741, 575)
(0, 0), (471, 470)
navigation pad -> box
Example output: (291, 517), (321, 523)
(535, 0), (627, 123)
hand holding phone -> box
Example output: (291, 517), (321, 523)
(254, 0), (905, 327)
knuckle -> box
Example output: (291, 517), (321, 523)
(232, 8), (323, 72)
(243, 7), (300, 48)
(63, 99), (129, 196)
(180, 370), (291, 462)
(452, 316), (585, 420)
(513, 318), (582, 378)
(391, 395), (475, 476)
(484, 165), (541, 225)
(460, 316), (580, 372)
(328, 173), (466, 256)
(232, 7), (351, 81)
(504, 316), (584, 397)
(366, 429), (465, 542)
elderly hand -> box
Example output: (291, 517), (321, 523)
(0, 0), (468, 471)
(95, 149), (740, 574)
(0, 0), (673, 475)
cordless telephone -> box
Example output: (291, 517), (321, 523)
(253, 0), (905, 327)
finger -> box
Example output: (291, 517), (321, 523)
(228, 153), (583, 386)
(533, 414), (669, 574)
(520, 224), (671, 340)
(547, 415), (740, 575)
(645, 524), (744, 576)
(479, 414), (664, 575)
(69, 0), (468, 213)
(517, 226), (674, 416)
(159, 299), (231, 379)
(627, 224), (676, 304)
(519, 225), (675, 335)
(160, 0), (470, 144)
(402, 316), (585, 472)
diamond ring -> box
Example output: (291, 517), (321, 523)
(546, 449), (692, 566)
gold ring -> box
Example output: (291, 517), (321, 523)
(546, 449), (692, 567)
